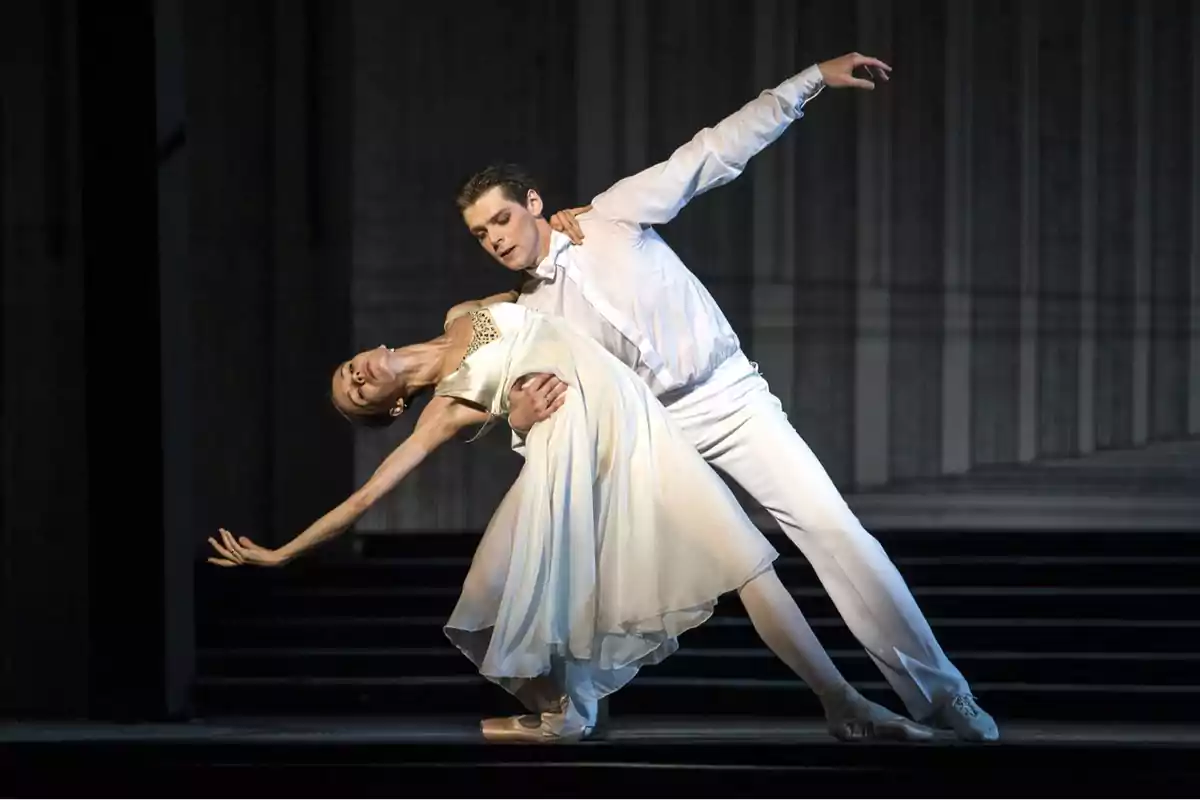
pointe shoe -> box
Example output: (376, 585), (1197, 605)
(480, 714), (591, 744)
(824, 688), (937, 743)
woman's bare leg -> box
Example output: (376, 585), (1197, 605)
(737, 569), (935, 741)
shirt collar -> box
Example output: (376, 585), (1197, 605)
(527, 230), (572, 282)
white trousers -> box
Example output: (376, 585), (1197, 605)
(663, 352), (970, 719)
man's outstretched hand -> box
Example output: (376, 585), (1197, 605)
(509, 373), (568, 434)
(818, 53), (892, 90)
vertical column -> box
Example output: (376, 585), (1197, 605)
(941, 0), (973, 474)
(576, 0), (616, 199)
(750, 0), (796, 412)
(751, 0), (777, 291)
(620, 0), (647, 174)
(1078, 0), (1098, 453)
(0, 0), (89, 717)
(155, 0), (194, 717)
(853, 0), (893, 488)
(1017, 0), (1039, 462)
(270, 0), (311, 537)
(778, 0), (797, 275)
(1190, 1), (1200, 434)
(80, 0), (167, 719)
(1132, 1), (1153, 445)
(777, 0), (798, 413)
(751, 0), (777, 287)
(267, 0), (353, 544)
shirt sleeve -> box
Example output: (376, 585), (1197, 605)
(590, 64), (825, 227)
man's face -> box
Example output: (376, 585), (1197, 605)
(462, 186), (544, 272)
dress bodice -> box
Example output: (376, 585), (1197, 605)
(434, 303), (531, 418)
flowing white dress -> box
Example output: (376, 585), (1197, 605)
(437, 302), (777, 721)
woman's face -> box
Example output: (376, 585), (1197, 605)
(331, 346), (405, 419)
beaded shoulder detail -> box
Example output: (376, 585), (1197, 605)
(461, 307), (500, 366)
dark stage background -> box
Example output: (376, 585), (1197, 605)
(2, 0), (1198, 720)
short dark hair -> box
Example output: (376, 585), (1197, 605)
(456, 163), (539, 211)
(330, 393), (398, 429)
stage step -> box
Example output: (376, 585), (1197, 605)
(194, 529), (1200, 723)
(198, 615), (1200, 653)
(197, 645), (1200, 686)
(191, 675), (1200, 723)
(201, 584), (1200, 621)
(202, 554), (1200, 591)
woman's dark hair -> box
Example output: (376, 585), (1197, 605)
(329, 391), (399, 429)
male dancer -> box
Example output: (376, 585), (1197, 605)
(453, 52), (998, 742)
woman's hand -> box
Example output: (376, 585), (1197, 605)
(549, 205), (592, 245)
(208, 397), (480, 571)
(207, 528), (289, 568)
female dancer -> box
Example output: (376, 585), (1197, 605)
(208, 302), (931, 743)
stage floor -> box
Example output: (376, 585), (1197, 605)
(5, 715), (1200, 746)
(4, 716), (1200, 795)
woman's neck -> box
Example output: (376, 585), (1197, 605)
(386, 338), (454, 391)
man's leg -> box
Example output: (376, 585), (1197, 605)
(669, 374), (997, 741)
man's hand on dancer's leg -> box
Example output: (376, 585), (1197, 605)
(509, 374), (568, 434)
(817, 52), (892, 90)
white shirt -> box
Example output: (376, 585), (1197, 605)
(518, 64), (826, 402)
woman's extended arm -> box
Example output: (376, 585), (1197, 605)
(208, 396), (489, 567)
